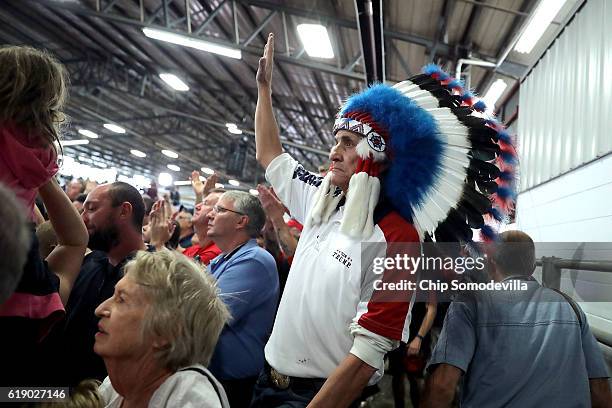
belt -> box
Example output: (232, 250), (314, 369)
(265, 364), (326, 390)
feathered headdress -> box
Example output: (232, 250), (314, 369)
(308, 64), (517, 243)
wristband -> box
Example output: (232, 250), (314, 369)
(415, 334), (424, 341)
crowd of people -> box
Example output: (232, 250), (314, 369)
(0, 37), (610, 408)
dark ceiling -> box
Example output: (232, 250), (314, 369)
(0, 0), (577, 189)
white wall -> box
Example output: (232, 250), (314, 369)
(516, 0), (612, 345)
(516, 124), (612, 346)
(518, 0), (612, 191)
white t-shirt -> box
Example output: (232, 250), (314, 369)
(264, 153), (419, 380)
(99, 365), (229, 408)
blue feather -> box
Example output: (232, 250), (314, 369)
(447, 79), (463, 90)
(496, 186), (516, 200)
(461, 91), (475, 101)
(487, 207), (503, 222)
(473, 100), (487, 112)
(480, 224), (497, 241)
(500, 151), (517, 165)
(498, 131), (512, 144)
(499, 170), (514, 182)
(340, 84), (444, 222)
(422, 64), (442, 76)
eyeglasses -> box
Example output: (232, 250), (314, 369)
(212, 204), (245, 216)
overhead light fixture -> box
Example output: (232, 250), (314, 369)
(514, 0), (567, 54)
(104, 123), (126, 133)
(482, 79), (508, 113)
(96, 162), (108, 168)
(249, 189), (259, 196)
(174, 180), (192, 186)
(215, 183), (224, 189)
(296, 23), (334, 59)
(158, 172), (173, 187)
(225, 123), (243, 134)
(142, 27), (242, 59)
(159, 73), (189, 91)
(167, 164), (181, 172)
(201, 167), (214, 175)
(161, 149), (179, 158)
(227, 127), (242, 135)
(130, 149), (147, 158)
(78, 129), (99, 139)
(228, 179), (240, 187)
(61, 139), (90, 146)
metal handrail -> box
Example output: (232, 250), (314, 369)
(536, 257), (612, 348)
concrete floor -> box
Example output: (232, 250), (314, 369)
(360, 374), (416, 408)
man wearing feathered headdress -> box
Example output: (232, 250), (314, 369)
(251, 33), (515, 407)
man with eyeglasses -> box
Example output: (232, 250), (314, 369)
(205, 190), (279, 408)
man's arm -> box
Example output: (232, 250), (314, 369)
(255, 33), (283, 169)
(307, 354), (376, 408)
(421, 364), (462, 408)
(407, 301), (437, 355)
(590, 378), (612, 408)
(257, 185), (298, 257)
(38, 178), (88, 305)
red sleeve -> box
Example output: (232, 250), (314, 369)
(357, 212), (420, 341)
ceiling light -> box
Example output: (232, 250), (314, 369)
(249, 189), (259, 196)
(167, 164), (181, 172)
(482, 79), (508, 113)
(174, 180), (192, 186)
(142, 27), (242, 59)
(159, 73), (189, 91)
(514, 0), (567, 54)
(130, 149), (147, 158)
(228, 179), (240, 186)
(161, 149), (179, 158)
(297, 24), (334, 59)
(158, 172), (173, 187)
(78, 129), (99, 139)
(96, 162), (108, 168)
(215, 183), (224, 188)
(104, 123), (126, 133)
(201, 167), (214, 175)
(225, 123), (237, 128)
(227, 127), (243, 135)
(61, 139), (90, 146)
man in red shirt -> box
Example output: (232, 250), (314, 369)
(183, 189), (224, 265)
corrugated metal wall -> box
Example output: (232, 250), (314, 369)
(518, 0), (612, 192)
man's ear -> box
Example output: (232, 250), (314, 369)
(119, 202), (134, 224)
(236, 215), (250, 232)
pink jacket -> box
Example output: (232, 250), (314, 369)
(0, 124), (59, 219)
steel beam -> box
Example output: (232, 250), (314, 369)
(193, 0), (228, 35)
(30, 0), (527, 80)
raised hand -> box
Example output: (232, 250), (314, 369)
(256, 33), (274, 90)
(149, 199), (176, 250)
(202, 173), (218, 196)
(257, 184), (285, 221)
(191, 170), (204, 196)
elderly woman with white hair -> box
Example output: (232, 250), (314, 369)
(94, 250), (231, 407)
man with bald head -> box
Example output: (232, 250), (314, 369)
(43, 182), (146, 385)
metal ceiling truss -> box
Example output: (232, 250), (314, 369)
(30, 0), (528, 80)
